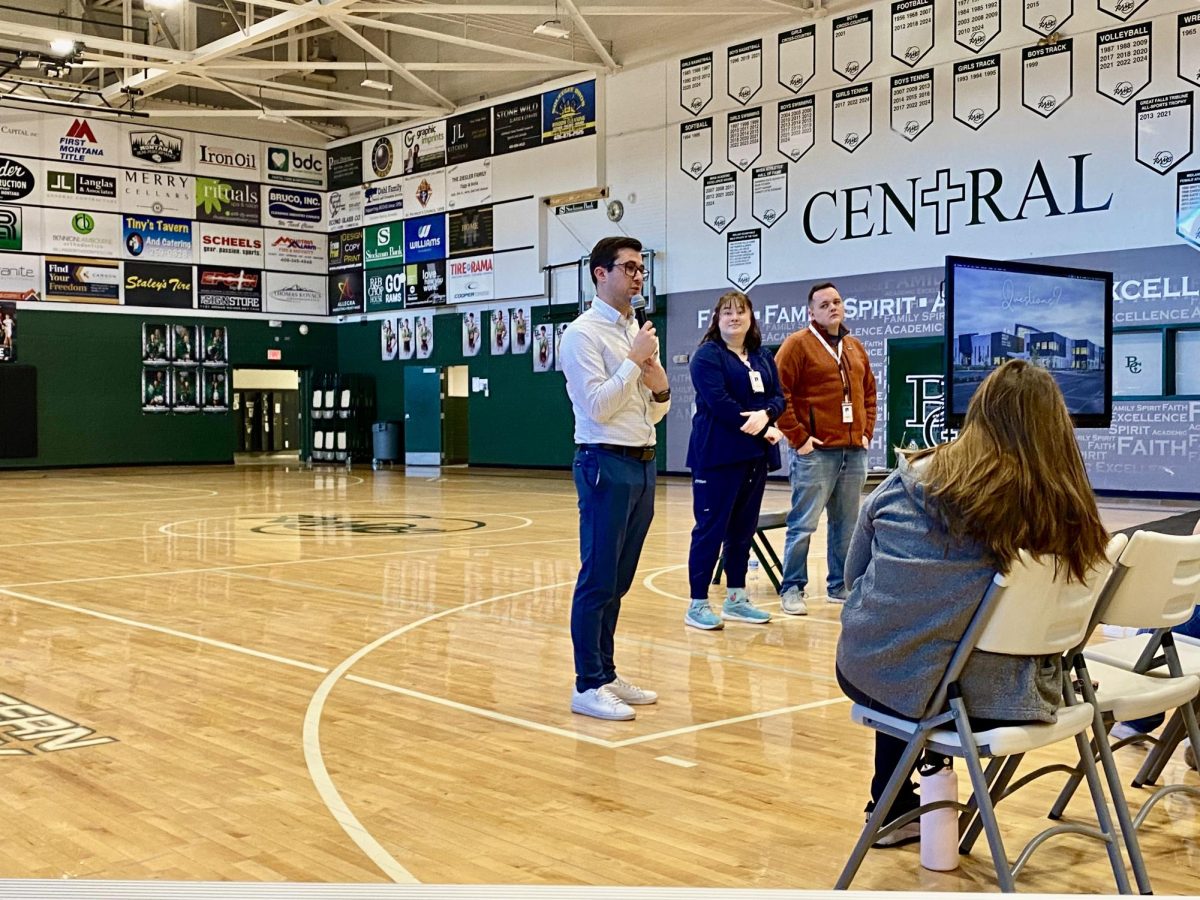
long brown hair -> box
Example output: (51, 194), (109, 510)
(907, 359), (1108, 582)
(699, 290), (762, 353)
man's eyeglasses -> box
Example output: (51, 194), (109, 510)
(609, 260), (647, 278)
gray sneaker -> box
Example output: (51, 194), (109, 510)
(780, 587), (808, 616)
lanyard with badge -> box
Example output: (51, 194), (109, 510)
(810, 324), (854, 423)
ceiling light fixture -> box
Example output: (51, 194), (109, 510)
(360, 78), (393, 92)
(534, 0), (570, 39)
(145, 0), (184, 8)
(49, 37), (77, 56)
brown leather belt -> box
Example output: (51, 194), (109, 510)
(578, 443), (656, 462)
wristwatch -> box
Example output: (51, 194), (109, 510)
(652, 388), (671, 403)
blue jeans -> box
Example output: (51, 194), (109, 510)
(687, 457), (769, 599)
(571, 447), (656, 692)
(780, 446), (867, 596)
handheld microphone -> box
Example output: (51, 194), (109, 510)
(631, 295), (648, 327)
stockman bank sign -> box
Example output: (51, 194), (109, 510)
(265, 144), (326, 189)
(265, 271), (326, 316)
(365, 222), (405, 268)
(0, 252), (42, 301)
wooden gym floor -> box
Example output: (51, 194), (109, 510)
(0, 465), (1197, 893)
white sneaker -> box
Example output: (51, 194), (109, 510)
(606, 675), (658, 705)
(571, 685), (635, 720)
(780, 586), (808, 616)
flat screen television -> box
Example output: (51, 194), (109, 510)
(944, 255), (1113, 429)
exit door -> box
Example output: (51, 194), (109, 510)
(404, 366), (442, 466)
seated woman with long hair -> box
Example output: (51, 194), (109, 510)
(836, 359), (1110, 845)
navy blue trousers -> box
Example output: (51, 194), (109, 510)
(687, 457), (769, 600)
(570, 446), (656, 692)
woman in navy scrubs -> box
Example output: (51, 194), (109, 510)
(685, 290), (786, 630)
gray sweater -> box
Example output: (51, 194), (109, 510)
(836, 461), (1062, 722)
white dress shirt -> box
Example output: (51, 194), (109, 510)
(560, 298), (670, 447)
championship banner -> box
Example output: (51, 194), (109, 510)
(726, 228), (761, 291)
(1135, 92), (1194, 175)
(891, 0), (934, 67)
(751, 164), (788, 227)
(832, 11), (873, 81)
(1097, 23), (1151, 105)
(1022, 40), (1073, 118)
(1180, 12), (1200, 89)
(778, 26), (815, 93)
(1176, 169), (1200, 251)
(1024, 0), (1072, 37)
(954, 54), (1001, 130)
(955, 0), (1001, 52)
(703, 172), (737, 234)
(680, 118), (713, 179)
(680, 52), (714, 116)
(891, 69), (934, 141)
(727, 106), (762, 171)
(832, 83), (872, 152)
(778, 96), (816, 162)
(1099, 0), (1147, 22)
(727, 40), (763, 105)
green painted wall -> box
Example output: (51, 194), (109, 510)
(3, 309), (338, 469)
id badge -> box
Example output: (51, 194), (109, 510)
(748, 370), (765, 393)
(841, 401), (854, 423)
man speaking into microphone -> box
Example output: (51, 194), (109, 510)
(560, 236), (670, 720)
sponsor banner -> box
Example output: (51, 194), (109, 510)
(264, 228), (327, 275)
(195, 177), (260, 226)
(892, 0), (935, 67)
(123, 128), (191, 171)
(405, 214), (446, 263)
(198, 223), (264, 267)
(0, 111), (43, 158)
(446, 109), (492, 164)
(44, 256), (120, 304)
(446, 159), (491, 210)
(327, 141), (363, 190)
(263, 186), (324, 231)
(43, 209), (121, 257)
(541, 81), (597, 142)
(364, 132), (402, 181)
(264, 271), (325, 316)
(680, 118), (713, 179)
(680, 52), (714, 115)
(124, 261), (193, 309)
(363, 176), (404, 225)
(405, 259), (447, 308)
(364, 222), (404, 268)
(264, 143), (327, 189)
(448, 253), (494, 304)
(329, 228), (365, 271)
(402, 121), (447, 173)
(327, 186), (364, 231)
(403, 170), (446, 216)
(43, 115), (120, 165)
(122, 170), (193, 217)
(194, 136), (262, 180)
(44, 163), (120, 211)
(0, 204), (34, 252)
(0, 156), (39, 202)
(832, 11), (873, 81)
(493, 96), (542, 154)
(448, 206), (493, 257)
(196, 266), (263, 313)
(328, 269), (364, 315)
(122, 214), (193, 263)
(703, 172), (737, 234)
(365, 264), (407, 312)
(0, 252), (42, 301)
(727, 42), (763, 105)
(778, 96), (816, 162)
(727, 106), (762, 171)
(955, 0), (1002, 52)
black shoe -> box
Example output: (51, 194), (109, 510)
(865, 790), (922, 848)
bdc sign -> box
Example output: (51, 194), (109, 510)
(265, 145), (326, 188)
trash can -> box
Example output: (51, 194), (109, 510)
(372, 421), (400, 467)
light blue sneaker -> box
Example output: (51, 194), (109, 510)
(723, 590), (771, 624)
(685, 601), (724, 630)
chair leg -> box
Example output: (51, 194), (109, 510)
(958, 732), (1016, 892)
(1090, 714), (1152, 893)
(835, 734), (928, 891)
(751, 539), (781, 593)
(758, 527), (784, 570)
(1134, 710), (1183, 788)
(1073, 728), (1133, 894)
(959, 754), (1022, 855)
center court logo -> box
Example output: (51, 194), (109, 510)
(246, 513), (485, 535)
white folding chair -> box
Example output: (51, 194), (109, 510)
(836, 545), (1130, 893)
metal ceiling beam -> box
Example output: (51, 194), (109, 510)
(140, 108), (430, 117)
(172, 70), (442, 110)
(321, 17), (454, 110)
(319, 3), (791, 13)
(0, 19), (191, 62)
(97, 61), (588, 71)
(558, 0), (617, 72)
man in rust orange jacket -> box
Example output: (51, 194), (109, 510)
(774, 282), (877, 616)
